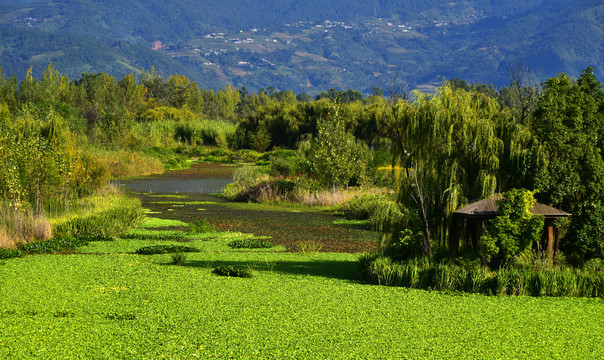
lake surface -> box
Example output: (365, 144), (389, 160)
(118, 177), (232, 194)
(118, 162), (236, 194)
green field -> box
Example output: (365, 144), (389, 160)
(1, 216), (603, 359)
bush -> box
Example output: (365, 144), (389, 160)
(170, 252), (188, 266)
(188, 219), (217, 234)
(479, 189), (544, 268)
(228, 239), (274, 249)
(340, 193), (407, 232)
(212, 266), (252, 278)
(0, 248), (25, 260)
(135, 245), (200, 255)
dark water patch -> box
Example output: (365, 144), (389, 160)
(118, 162), (237, 194)
(137, 192), (378, 253)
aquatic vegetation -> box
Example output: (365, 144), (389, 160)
(140, 217), (188, 228)
(149, 201), (218, 205)
(134, 244), (201, 255)
(212, 265), (253, 278)
(228, 238), (274, 249)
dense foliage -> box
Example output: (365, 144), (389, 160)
(2, 62), (604, 273)
(479, 190), (544, 267)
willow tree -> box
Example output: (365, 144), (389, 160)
(385, 83), (504, 257)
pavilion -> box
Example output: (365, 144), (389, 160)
(449, 194), (571, 260)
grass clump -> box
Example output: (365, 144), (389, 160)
(188, 219), (217, 234)
(212, 265), (252, 278)
(228, 238), (274, 249)
(359, 253), (604, 297)
(296, 240), (323, 255)
(135, 244), (200, 255)
(170, 252), (188, 266)
(0, 206), (52, 249)
(95, 149), (165, 178)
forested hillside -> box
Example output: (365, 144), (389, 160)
(1, 0), (602, 93)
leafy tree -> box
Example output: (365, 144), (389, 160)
(479, 189), (544, 267)
(249, 127), (272, 153)
(300, 102), (371, 192)
(529, 67), (604, 259)
(385, 83), (504, 256)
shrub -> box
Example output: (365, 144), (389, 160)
(0, 248), (25, 260)
(228, 239), (274, 249)
(340, 193), (407, 233)
(170, 252), (187, 266)
(340, 193), (394, 220)
(188, 219), (217, 234)
(135, 245), (200, 255)
(212, 266), (252, 278)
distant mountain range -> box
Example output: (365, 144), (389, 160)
(1, 0), (603, 94)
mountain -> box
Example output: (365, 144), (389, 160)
(1, 0), (602, 94)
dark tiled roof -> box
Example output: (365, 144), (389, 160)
(453, 195), (571, 218)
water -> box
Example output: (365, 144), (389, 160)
(117, 177), (233, 194)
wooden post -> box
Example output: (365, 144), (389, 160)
(547, 220), (554, 262)
(449, 215), (460, 258)
(475, 220), (483, 250)
(555, 226), (560, 255)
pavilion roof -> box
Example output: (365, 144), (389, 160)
(453, 195), (571, 218)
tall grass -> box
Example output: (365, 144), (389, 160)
(0, 205), (52, 249)
(94, 150), (165, 178)
(359, 254), (604, 297)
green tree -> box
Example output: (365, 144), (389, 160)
(479, 189), (544, 267)
(530, 67), (604, 259)
(385, 83), (504, 256)
(300, 103), (371, 192)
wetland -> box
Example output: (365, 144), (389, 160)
(121, 162), (378, 253)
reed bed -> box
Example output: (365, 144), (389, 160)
(360, 254), (604, 297)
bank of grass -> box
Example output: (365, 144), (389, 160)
(1, 235), (603, 358)
(50, 186), (144, 238)
(0, 185), (144, 250)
